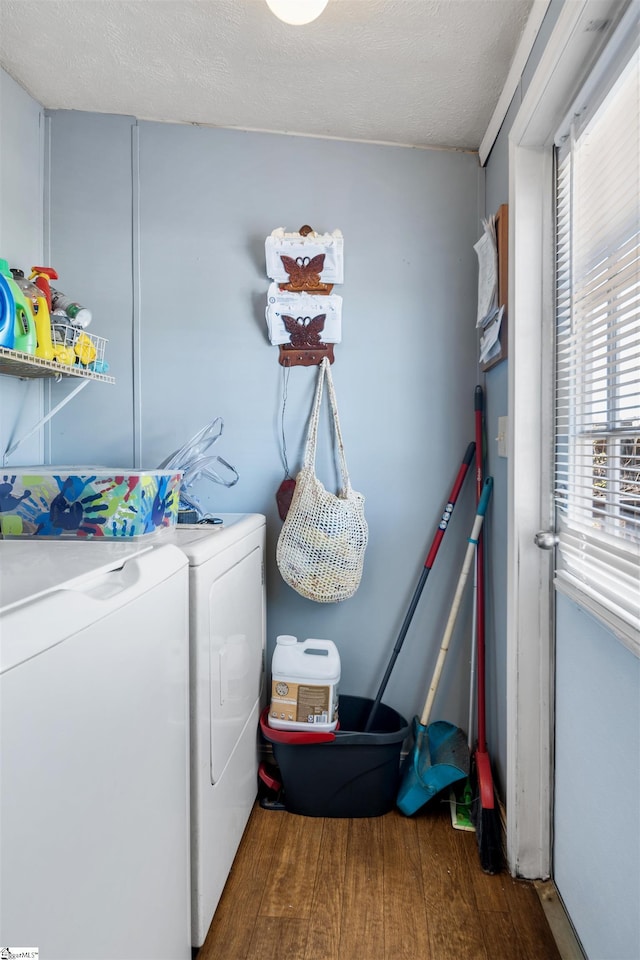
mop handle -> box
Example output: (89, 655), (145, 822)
(363, 442), (475, 733)
(419, 478), (493, 727)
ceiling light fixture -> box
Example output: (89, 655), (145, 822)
(265, 0), (329, 26)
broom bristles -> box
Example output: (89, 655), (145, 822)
(473, 800), (503, 873)
(470, 748), (504, 874)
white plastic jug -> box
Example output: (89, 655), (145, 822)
(269, 635), (340, 732)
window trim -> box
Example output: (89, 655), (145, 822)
(552, 6), (640, 656)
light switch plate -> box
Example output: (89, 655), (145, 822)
(497, 416), (508, 458)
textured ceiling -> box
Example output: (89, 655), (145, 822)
(0, 0), (536, 150)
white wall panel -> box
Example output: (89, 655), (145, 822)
(0, 69), (44, 467)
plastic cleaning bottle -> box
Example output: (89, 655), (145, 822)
(11, 269), (55, 360)
(0, 271), (16, 348)
(0, 259), (36, 354)
(29, 266), (58, 310)
(269, 635), (340, 732)
(50, 287), (92, 328)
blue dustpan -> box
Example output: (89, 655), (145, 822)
(397, 717), (469, 815)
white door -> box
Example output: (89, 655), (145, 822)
(508, 8), (640, 956)
(542, 17), (640, 960)
(507, 0), (640, 890)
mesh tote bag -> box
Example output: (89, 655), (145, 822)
(276, 358), (368, 602)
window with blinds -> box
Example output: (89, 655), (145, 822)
(554, 25), (639, 647)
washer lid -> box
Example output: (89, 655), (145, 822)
(0, 539), (153, 613)
(0, 542), (187, 673)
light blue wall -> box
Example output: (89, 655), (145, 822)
(555, 596), (640, 960)
(45, 111), (136, 466)
(0, 70), (45, 467)
(479, 93), (510, 792)
(44, 110), (483, 729)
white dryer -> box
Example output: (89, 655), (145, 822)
(169, 513), (266, 947)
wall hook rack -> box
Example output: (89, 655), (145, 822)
(278, 310), (335, 366)
(268, 225), (340, 367)
(279, 343), (335, 366)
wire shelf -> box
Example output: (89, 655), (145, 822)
(0, 335), (115, 384)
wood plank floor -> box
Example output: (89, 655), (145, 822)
(197, 802), (562, 960)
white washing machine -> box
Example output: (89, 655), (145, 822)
(168, 513), (266, 947)
(0, 538), (191, 960)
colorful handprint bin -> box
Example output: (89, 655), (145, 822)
(0, 469), (182, 539)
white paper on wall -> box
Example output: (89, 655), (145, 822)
(474, 216), (498, 327)
(265, 228), (344, 284)
(265, 283), (342, 345)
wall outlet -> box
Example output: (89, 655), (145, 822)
(497, 416), (508, 458)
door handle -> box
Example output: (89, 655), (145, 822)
(534, 530), (558, 550)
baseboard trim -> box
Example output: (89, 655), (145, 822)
(534, 880), (587, 960)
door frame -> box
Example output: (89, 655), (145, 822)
(505, 0), (628, 879)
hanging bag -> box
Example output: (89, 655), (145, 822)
(276, 358), (368, 603)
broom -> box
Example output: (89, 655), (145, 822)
(470, 384), (503, 873)
(449, 546), (478, 833)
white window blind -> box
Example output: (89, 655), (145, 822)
(554, 22), (640, 650)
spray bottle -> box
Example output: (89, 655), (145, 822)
(0, 259), (36, 354)
(29, 266), (58, 310)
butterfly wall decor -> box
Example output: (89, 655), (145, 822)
(278, 313), (334, 365)
(265, 225), (342, 366)
(282, 314), (326, 348)
(279, 254), (334, 294)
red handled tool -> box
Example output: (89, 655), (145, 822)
(364, 442), (476, 733)
(471, 385), (502, 872)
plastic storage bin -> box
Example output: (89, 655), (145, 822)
(0, 468), (182, 539)
(259, 695), (409, 818)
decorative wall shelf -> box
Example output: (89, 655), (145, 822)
(266, 224), (343, 367)
(279, 342), (335, 367)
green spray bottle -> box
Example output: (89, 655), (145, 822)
(0, 259), (36, 354)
